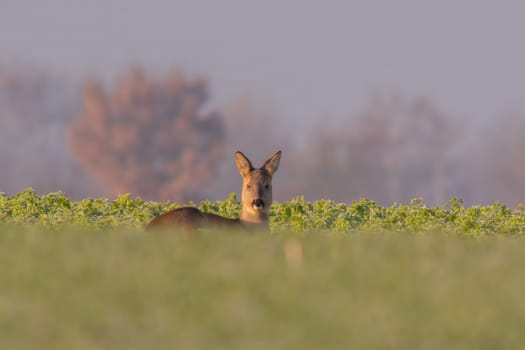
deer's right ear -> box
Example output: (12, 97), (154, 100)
(235, 151), (253, 177)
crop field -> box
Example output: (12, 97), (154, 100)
(1, 189), (525, 349)
(3, 188), (525, 235)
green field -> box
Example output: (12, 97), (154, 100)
(1, 228), (525, 349)
(1, 189), (525, 349)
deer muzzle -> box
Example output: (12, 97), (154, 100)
(252, 199), (265, 210)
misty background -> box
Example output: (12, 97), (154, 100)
(1, 0), (525, 206)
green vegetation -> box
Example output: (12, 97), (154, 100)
(1, 189), (525, 349)
(1, 228), (525, 349)
(1, 188), (525, 236)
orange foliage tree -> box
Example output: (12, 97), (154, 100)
(69, 67), (225, 202)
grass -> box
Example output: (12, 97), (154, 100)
(1, 227), (524, 349)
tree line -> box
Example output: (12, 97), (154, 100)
(0, 64), (523, 206)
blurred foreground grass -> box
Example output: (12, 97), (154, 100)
(1, 227), (524, 349)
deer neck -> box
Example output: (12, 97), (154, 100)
(240, 208), (269, 228)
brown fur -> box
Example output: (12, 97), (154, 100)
(147, 150), (281, 232)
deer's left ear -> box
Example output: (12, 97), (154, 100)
(263, 150), (281, 176)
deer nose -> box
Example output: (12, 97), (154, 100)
(252, 199), (265, 209)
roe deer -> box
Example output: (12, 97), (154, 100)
(147, 150), (281, 231)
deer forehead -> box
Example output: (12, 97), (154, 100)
(243, 170), (271, 185)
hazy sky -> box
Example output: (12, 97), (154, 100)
(2, 0), (525, 125)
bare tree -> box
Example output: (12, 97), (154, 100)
(475, 113), (525, 206)
(68, 67), (225, 202)
(293, 94), (463, 205)
(0, 64), (95, 198)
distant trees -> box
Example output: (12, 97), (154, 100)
(68, 67), (225, 202)
(474, 114), (525, 206)
(5, 63), (525, 207)
(292, 95), (463, 205)
(0, 64), (95, 198)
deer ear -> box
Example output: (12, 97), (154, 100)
(263, 150), (281, 176)
(235, 151), (253, 177)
